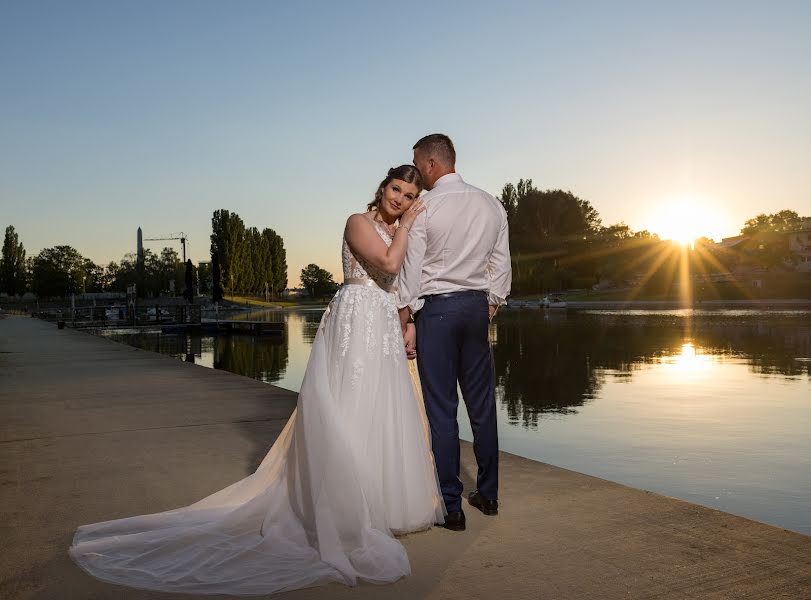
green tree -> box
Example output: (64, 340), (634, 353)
(0, 225), (27, 296)
(101, 261), (120, 291)
(183, 259), (195, 303)
(143, 250), (162, 295)
(156, 247), (183, 294)
(108, 248), (177, 296)
(499, 182), (518, 224)
(300, 264), (337, 298)
(211, 210), (247, 295)
(499, 179), (537, 228)
(31, 245), (87, 297)
(738, 210), (808, 269)
(513, 188), (601, 248)
(83, 259), (104, 293)
(266, 229), (287, 296)
(259, 228), (275, 296)
(499, 179), (605, 294)
(212, 253), (224, 302)
(197, 261), (212, 295)
(210, 210), (287, 297)
(498, 177), (678, 294)
(599, 222), (634, 240)
(587, 225), (662, 287)
(23, 256), (34, 293)
(245, 227), (263, 294)
(110, 253), (140, 293)
(742, 210), (805, 235)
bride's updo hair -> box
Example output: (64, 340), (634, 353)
(367, 164), (423, 211)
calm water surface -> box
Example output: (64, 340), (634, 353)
(98, 308), (811, 535)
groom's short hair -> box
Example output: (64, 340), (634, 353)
(413, 134), (456, 168)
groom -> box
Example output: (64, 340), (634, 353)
(398, 134), (512, 531)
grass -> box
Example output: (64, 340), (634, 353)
(224, 295), (328, 309)
(558, 288), (675, 301)
(510, 288), (669, 301)
(511, 280), (811, 302)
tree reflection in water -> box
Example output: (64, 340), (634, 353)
(212, 335), (289, 384)
(100, 329), (289, 386)
(491, 310), (811, 428)
(97, 310), (810, 429)
(298, 310), (326, 344)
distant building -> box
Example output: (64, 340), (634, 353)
(710, 221), (811, 274)
(787, 218), (811, 272)
(715, 235), (748, 250)
(708, 234), (766, 275)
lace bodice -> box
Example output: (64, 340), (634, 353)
(342, 217), (397, 292)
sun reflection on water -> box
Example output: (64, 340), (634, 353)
(659, 342), (715, 374)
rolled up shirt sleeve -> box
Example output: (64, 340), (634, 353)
(486, 210), (512, 306)
(397, 211), (427, 313)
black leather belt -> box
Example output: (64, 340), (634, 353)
(419, 290), (487, 302)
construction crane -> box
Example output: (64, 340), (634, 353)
(143, 232), (189, 263)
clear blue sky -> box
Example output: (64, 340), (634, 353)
(2, 1), (810, 286)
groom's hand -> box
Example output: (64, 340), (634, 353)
(488, 304), (499, 322)
(403, 323), (417, 360)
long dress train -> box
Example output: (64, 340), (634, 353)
(69, 220), (445, 595)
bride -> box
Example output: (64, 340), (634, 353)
(69, 164), (446, 595)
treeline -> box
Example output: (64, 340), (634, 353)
(0, 224), (192, 298)
(1, 212), (289, 300)
(500, 179), (662, 295)
(3, 196), (805, 300)
(210, 210), (287, 297)
(106, 248), (190, 297)
(499, 180), (809, 296)
(741, 210), (807, 235)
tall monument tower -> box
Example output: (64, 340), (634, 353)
(137, 227), (144, 266)
(136, 227), (145, 297)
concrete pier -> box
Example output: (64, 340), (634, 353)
(1, 316), (810, 599)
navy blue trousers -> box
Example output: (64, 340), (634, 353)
(416, 290), (498, 513)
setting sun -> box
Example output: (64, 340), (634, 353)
(643, 198), (728, 245)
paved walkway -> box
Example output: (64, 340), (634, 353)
(1, 316), (810, 600)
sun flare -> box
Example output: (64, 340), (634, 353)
(644, 198), (726, 245)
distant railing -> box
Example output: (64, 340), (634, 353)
(33, 304), (201, 328)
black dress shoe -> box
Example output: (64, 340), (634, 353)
(468, 490), (498, 515)
(437, 510), (466, 531)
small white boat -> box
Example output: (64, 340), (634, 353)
(105, 307), (125, 321)
(542, 295), (567, 309)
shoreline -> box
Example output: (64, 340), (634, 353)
(506, 298), (811, 310)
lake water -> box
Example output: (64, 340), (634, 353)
(97, 308), (811, 536)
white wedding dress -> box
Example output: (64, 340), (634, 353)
(69, 218), (445, 595)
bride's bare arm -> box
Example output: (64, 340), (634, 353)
(344, 216), (409, 275)
(344, 203), (424, 275)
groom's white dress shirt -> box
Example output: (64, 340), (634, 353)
(398, 172), (512, 313)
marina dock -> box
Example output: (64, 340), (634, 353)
(200, 318), (284, 336)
